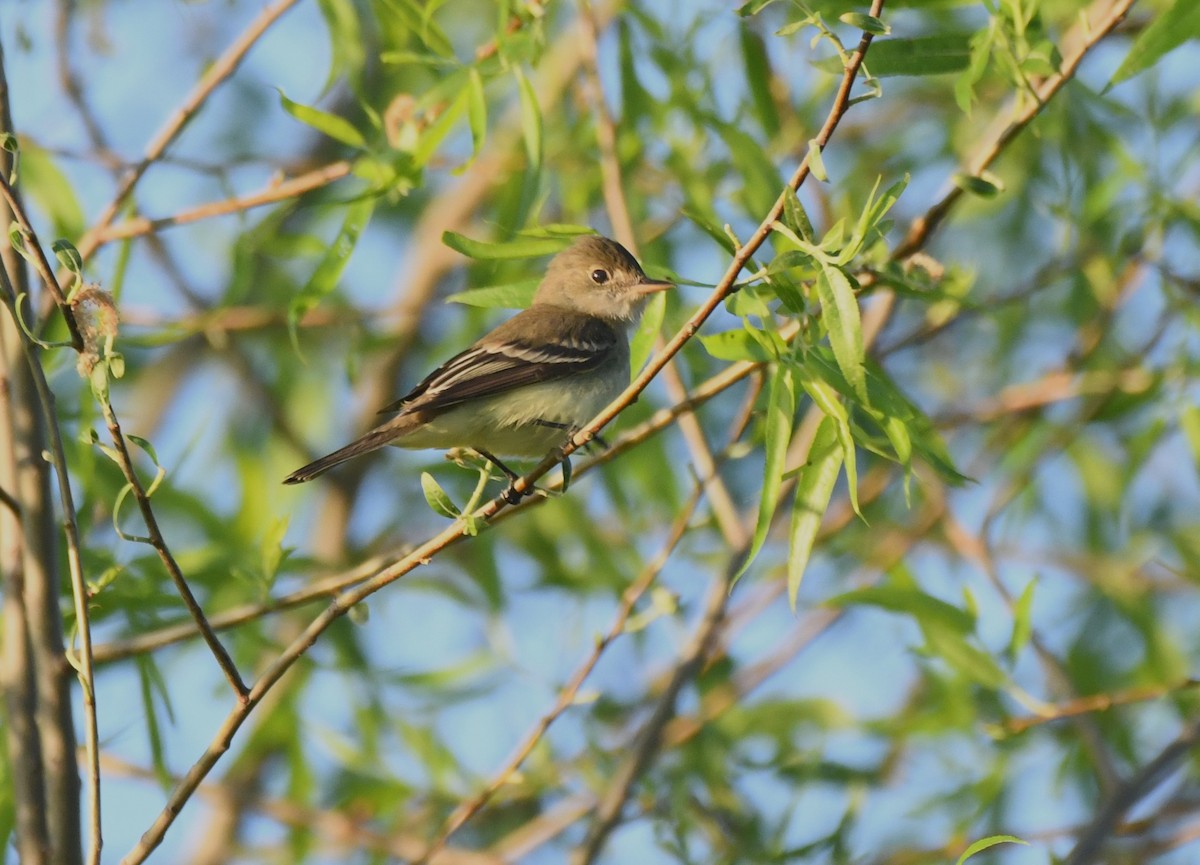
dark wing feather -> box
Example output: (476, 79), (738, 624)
(378, 309), (618, 417)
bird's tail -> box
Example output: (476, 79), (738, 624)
(283, 427), (400, 485)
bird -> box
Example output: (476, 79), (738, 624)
(283, 234), (672, 502)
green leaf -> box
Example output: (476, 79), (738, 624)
(816, 265), (866, 402)
(278, 89), (367, 149)
(781, 189), (815, 243)
(860, 34), (972, 76)
(682, 208), (738, 255)
(8, 223), (28, 258)
(734, 363), (797, 585)
(123, 433), (166, 500)
(112, 482), (151, 544)
(376, 0), (455, 57)
(289, 196), (376, 351)
(828, 585), (977, 634)
(0, 131), (17, 169)
(841, 173), (908, 264)
(445, 279), (539, 309)
(955, 835), (1028, 865)
(839, 13), (889, 36)
(514, 66), (542, 173)
(1109, 0), (1200, 86)
(1008, 578), (1036, 661)
(738, 0), (781, 15)
(413, 85), (468, 167)
(788, 416), (842, 608)
(1182, 404), (1200, 470)
(716, 122), (782, 217)
(51, 239), (83, 276)
(699, 328), (778, 363)
(807, 139), (827, 183)
(629, 288), (666, 375)
(953, 171), (1004, 197)
(380, 50), (459, 68)
(442, 231), (570, 260)
(560, 456), (573, 494)
(261, 516), (291, 585)
(317, 0), (366, 94)
(420, 472), (461, 519)
(20, 143), (85, 238)
(135, 655), (173, 787)
(923, 623), (1008, 690)
(466, 67), (488, 162)
(89, 362), (109, 403)
(739, 27), (780, 136)
(126, 434), (159, 470)
(794, 357), (861, 516)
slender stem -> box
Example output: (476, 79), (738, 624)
(97, 397), (249, 698)
(0, 175), (84, 350)
(88, 161), (353, 248)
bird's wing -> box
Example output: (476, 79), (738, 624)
(378, 309), (620, 416)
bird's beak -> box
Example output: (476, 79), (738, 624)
(634, 276), (674, 296)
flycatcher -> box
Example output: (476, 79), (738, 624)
(283, 235), (672, 500)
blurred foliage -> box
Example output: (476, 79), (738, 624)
(2, 0), (1200, 863)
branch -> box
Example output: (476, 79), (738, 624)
(1064, 719), (1200, 865)
(87, 160), (354, 248)
(0, 256), (102, 864)
(96, 396), (248, 699)
(1004, 680), (1200, 736)
(0, 174), (85, 350)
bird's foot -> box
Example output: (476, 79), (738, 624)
(475, 448), (546, 505)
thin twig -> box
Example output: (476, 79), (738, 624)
(1004, 680), (1200, 735)
(89, 161), (354, 248)
(1064, 719), (1200, 865)
(97, 399), (248, 698)
(574, 566), (733, 865)
(99, 752), (505, 865)
(0, 39), (84, 864)
(0, 175), (85, 350)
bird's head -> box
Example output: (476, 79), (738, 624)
(532, 235), (672, 323)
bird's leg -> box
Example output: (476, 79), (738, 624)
(534, 419), (609, 453)
(474, 449), (527, 505)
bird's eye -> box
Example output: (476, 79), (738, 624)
(590, 268), (610, 285)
